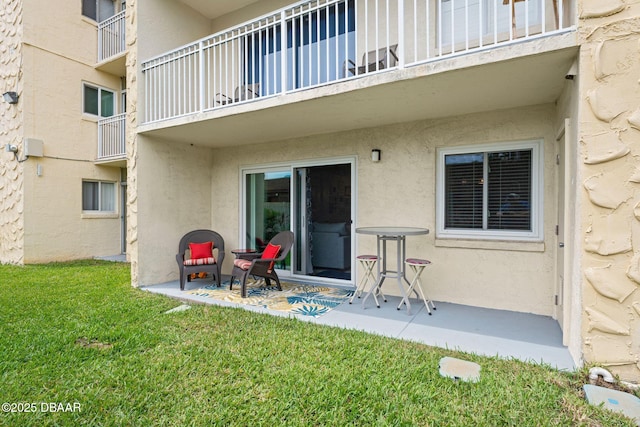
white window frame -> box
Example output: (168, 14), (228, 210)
(82, 0), (116, 22)
(83, 83), (116, 118)
(436, 139), (543, 242)
(82, 180), (117, 213)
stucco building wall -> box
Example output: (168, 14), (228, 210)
(127, 0), (139, 284)
(134, 102), (560, 317)
(0, 0), (24, 265)
(577, 0), (640, 381)
(1, 0), (127, 265)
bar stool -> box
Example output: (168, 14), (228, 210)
(400, 258), (436, 315)
(350, 255), (386, 305)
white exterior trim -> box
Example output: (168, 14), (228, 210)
(436, 139), (544, 242)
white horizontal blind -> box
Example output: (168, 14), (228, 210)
(486, 150), (532, 231)
(444, 153), (484, 229)
(444, 149), (532, 231)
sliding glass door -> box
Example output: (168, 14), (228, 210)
(242, 159), (354, 283)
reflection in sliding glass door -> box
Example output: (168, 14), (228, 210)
(244, 170), (292, 271)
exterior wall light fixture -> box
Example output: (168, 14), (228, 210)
(3, 91), (19, 104)
(371, 149), (381, 162)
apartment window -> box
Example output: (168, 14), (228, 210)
(83, 84), (115, 117)
(82, 0), (115, 21)
(82, 181), (116, 212)
(436, 140), (542, 241)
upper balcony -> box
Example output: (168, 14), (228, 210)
(96, 10), (126, 75)
(97, 113), (127, 166)
(139, 0), (577, 146)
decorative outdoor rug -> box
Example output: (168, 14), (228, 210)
(186, 280), (353, 318)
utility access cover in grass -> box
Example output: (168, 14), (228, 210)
(584, 384), (640, 426)
(439, 357), (481, 383)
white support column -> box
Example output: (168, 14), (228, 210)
(398, 0), (405, 69)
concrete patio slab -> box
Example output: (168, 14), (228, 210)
(143, 277), (576, 371)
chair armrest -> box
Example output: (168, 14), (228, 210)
(215, 92), (233, 105)
(246, 87), (259, 97)
(344, 58), (358, 76)
(389, 47), (399, 62)
(246, 256), (278, 266)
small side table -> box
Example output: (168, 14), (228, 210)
(231, 249), (258, 257)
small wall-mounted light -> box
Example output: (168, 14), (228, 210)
(3, 91), (18, 104)
(371, 149), (381, 162)
(5, 144), (18, 153)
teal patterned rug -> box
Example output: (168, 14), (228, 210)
(186, 279), (352, 318)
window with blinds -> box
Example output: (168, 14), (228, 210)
(82, 181), (116, 212)
(437, 140), (542, 241)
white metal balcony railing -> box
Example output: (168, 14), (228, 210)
(98, 113), (126, 160)
(142, 0), (569, 124)
(98, 10), (126, 62)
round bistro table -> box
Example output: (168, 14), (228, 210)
(355, 227), (429, 315)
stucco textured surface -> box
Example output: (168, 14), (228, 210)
(127, 0), (139, 286)
(578, 0), (640, 381)
(203, 105), (559, 317)
(0, 0), (24, 265)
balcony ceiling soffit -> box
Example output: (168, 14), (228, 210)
(141, 47), (577, 148)
(178, 0), (260, 19)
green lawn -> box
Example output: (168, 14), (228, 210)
(0, 260), (635, 426)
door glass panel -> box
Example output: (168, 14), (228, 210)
(244, 162), (352, 281)
(101, 90), (115, 117)
(245, 171), (291, 270)
(298, 164), (351, 280)
(98, 0), (115, 21)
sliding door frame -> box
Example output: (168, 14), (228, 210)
(240, 156), (357, 285)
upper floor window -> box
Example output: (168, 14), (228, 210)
(83, 84), (115, 117)
(82, 0), (116, 22)
(82, 180), (116, 212)
(436, 139), (543, 241)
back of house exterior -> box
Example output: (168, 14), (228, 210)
(1, 0), (639, 381)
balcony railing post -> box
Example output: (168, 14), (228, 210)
(98, 11), (125, 62)
(199, 41), (205, 113)
(398, 0), (405, 69)
(281, 10), (287, 95)
(97, 113), (126, 160)
(98, 120), (104, 158)
(98, 23), (103, 62)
